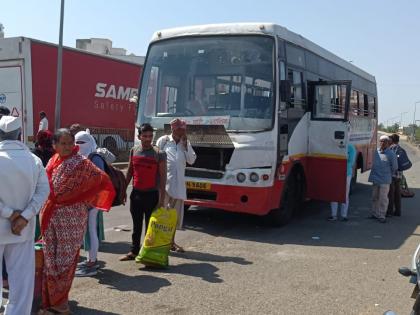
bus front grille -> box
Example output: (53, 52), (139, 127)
(186, 168), (224, 179)
(187, 190), (217, 201)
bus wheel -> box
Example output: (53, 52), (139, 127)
(268, 170), (304, 227)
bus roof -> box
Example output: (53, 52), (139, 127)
(151, 23), (375, 83)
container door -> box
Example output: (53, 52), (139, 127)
(0, 62), (24, 135)
(306, 80), (351, 203)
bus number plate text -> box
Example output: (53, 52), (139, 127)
(186, 181), (211, 191)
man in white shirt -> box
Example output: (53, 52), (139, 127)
(157, 118), (196, 252)
(0, 116), (49, 315)
(38, 111), (48, 132)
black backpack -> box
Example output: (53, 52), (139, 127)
(89, 153), (127, 206)
(392, 145), (412, 171)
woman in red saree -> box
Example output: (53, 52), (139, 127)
(38, 129), (115, 315)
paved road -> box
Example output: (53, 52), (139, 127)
(3, 140), (420, 315)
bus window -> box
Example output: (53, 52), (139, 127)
(145, 66), (159, 116)
(313, 84), (347, 119)
(288, 69), (305, 109)
(368, 95), (376, 118)
(363, 94), (369, 117)
(350, 90), (359, 115)
(286, 44), (305, 68)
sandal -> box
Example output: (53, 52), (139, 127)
(119, 252), (136, 261)
(171, 244), (185, 253)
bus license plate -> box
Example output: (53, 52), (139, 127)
(186, 181), (211, 191)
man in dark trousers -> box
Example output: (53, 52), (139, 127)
(119, 123), (167, 261)
(387, 133), (402, 217)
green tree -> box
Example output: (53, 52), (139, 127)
(386, 123), (399, 133)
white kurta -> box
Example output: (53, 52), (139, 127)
(0, 140), (50, 244)
(157, 135), (196, 200)
(0, 140), (49, 315)
(38, 117), (48, 131)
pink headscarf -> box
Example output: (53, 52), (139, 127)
(170, 118), (187, 131)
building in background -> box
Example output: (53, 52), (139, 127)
(76, 38), (144, 65)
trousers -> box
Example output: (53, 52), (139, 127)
(88, 208), (99, 261)
(129, 189), (159, 255)
(387, 177), (401, 216)
(371, 184), (390, 220)
(0, 240), (35, 315)
(330, 175), (352, 218)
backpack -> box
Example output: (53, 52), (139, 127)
(95, 147), (116, 164)
(393, 145), (412, 171)
(89, 153), (127, 206)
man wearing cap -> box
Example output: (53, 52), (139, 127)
(368, 135), (398, 223)
(0, 116), (49, 314)
(157, 118), (196, 252)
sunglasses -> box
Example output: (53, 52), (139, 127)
(75, 141), (86, 144)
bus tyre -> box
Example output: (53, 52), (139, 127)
(268, 170), (304, 227)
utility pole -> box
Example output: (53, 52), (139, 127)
(400, 112), (408, 127)
(412, 101), (420, 141)
(400, 111), (408, 132)
(54, 0), (65, 130)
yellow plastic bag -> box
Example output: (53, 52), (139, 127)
(136, 207), (177, 268)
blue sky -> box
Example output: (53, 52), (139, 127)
(2, 0), (420, 126)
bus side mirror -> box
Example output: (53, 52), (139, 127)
(280, 80), (291, 102)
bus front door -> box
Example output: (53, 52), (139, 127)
(306, 80), (351, 203)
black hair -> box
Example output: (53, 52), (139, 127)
(53, 128), (74, 144)
(390, 133), (400, 143)
(40, 111), (46, 118)
(0, 106), (10, 119)
(69, 123), (85, 136)
(138, 123), (154, 135)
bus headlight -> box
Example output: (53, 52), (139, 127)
(250, 172), (259, 182)
(237, 172), (246, 183)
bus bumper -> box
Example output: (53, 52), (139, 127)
(185, 182), (283, 216)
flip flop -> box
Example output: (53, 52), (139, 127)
(171, 244), (185, 253)
(119, 253), (136, 261)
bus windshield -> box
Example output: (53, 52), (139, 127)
(137, 36), (275, 132)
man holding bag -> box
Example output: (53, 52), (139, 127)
(120, 123), (167, 261)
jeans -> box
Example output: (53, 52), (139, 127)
(129, 189), (159, 255)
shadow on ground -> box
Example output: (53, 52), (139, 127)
(141, 262), (223, 283)
(69, 301), (120, 315)
(183, 180), (420, 251)
(96, 269), (171, 293)
(170, 250), (252, 265)
(99, 241), (131, 255)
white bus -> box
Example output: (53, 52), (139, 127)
(136, 23), (377, 225)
